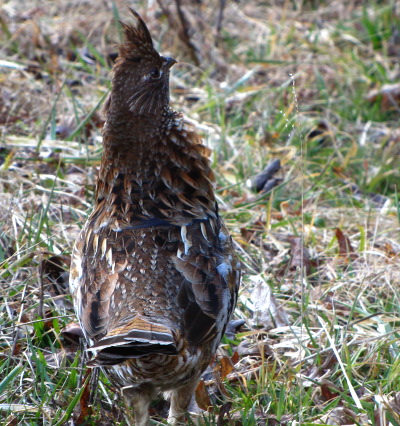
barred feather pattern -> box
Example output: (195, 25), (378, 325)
(70, 8), (240, 426)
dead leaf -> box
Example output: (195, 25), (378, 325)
(319, 407), (360, 425)
(4, 416), (18, 426)
(320, 381), (341, 401)
(289, 236), (312, 275)
(250, 275), (288, 329)
(62, 322), (84, 338)
(218, 356), (235, 380)
(366, 83), (400, 111)
(195, 379), (212, 411)
(11, 343), (23, 356)
(237, 339), (274, 359)
(74, 370), (93, 424)
(240, 227), (257, 244)
(60, 322), (84, 352)
(383, 242), (398, 257)
(230, 351), (239, 366)
(335, 228), (358, 262)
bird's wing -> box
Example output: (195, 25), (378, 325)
(173, 215), (240, 346)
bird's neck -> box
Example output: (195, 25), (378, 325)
(91, 114), (215, 227)
(96, 119), (166, 190)
(103, 112), (170, 151)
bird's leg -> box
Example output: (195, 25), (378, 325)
(122, 384), (155, 426)
(167, 379), (201, 425)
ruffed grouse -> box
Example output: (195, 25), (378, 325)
(70, 9), (240, 425)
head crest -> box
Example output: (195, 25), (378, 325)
(117, 8), (160, 62)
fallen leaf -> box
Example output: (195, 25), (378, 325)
(250, 275), (288, 329)
(75, 370), (93, 424)
(4, 415), (18, 426)
(366, 83), (400, 111)
(237, 339), (273, 358)
(289, 236), (312, 275)
(320, 381), (340, 401)
(62, 322), (84, 338)
(61, 322), (84, 348)
(319, 407), (361, 425)
(218, 356), (235, 380)
(195, 379), (212, 411)
(335, 228), (358, 262)
(230, 351), (239, 366)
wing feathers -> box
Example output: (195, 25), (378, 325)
(174, 218), (239, 346)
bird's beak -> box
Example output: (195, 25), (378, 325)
(164, 57), (177, 69)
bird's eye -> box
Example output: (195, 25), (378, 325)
(150, 67), (161, 79)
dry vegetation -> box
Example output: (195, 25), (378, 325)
(1, 0), (400, 425)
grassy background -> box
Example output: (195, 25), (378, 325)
(1, 0), (400, 424)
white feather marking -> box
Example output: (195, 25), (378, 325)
(181, 225), (192, 254)
(85, 228), (92, 247)
(101, 238), (107, 258)
(218, 230), (229, 242)
(112, 220), (121, 232)
(97, 219), (110, 229)
(216, 261), (232, 281)
(200, 222), (208, 241)
(209, 219), (215, 233)
(93, 234), (99, 255)
(106, 248), (113, 271)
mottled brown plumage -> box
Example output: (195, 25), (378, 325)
(70, 9), (240, 425)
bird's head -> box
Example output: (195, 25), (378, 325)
(107, 9), (177, 117)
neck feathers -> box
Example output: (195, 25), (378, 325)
(94, 117), (216, 225)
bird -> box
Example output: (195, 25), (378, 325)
(69, 8), (240, 425)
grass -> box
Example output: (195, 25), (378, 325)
(1, 0), (400, 424)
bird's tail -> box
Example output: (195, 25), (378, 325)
(86, 316), (178, 366)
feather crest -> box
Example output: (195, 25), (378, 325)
(117, 8), (160, 62)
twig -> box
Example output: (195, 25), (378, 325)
(216, 0), (227, 45)
(174, 0), (201, 66)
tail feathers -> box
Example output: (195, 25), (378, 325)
(87, 317), (178, 366)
